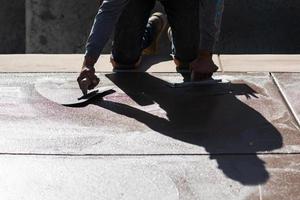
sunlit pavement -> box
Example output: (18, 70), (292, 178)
(0, 55), (299, 200)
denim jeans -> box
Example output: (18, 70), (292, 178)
(169, 0), (224, 56)
(112, 0), (200, 66)
(199, 0), (224, 52)
(85, 0), (224, 64)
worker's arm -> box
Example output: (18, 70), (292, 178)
(85, 0), (129, 60)
(78, 0), (129, 95)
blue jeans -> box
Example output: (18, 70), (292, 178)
(85, 0), (224, 64)
(199, 0), (224, 52)
(112, 0), (200, 66)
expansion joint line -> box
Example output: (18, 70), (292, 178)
(270, 73), (300, 128)
(0, 152), (300, 157)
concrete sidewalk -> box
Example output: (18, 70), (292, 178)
(1, 54), (300, 73)
(0, 55), (299, 200)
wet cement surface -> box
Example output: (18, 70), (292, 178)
(0, 72), (299, 154)
(0, 72), (299, 199)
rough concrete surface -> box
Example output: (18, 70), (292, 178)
(25, 0), (170, 54)
(0, 0), (25, 53)
(26, 0), (102, 53)
(25, 0), (169, 54)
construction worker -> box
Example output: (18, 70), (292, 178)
(78, 0), (224, 94)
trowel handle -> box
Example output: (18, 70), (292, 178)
(80, 78), (91, 95)
(81, 78), (91, 85)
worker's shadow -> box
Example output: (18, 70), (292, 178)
(93, 72), (283, 185)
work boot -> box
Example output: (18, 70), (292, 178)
(190, 51), (218, 81)
(142, 12), (168, 55)
(77, 56), (100, 95)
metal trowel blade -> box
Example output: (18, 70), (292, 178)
(167, 79), (226, 88)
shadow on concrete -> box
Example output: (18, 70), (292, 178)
(138, 54), (173, 72)
(91, 72), (282, 185)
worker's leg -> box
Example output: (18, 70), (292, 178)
(160, 0), (200, 70)
(189, 0), (224, 81)
(199, 0), (224, 52)
(111, 0), (156, 68)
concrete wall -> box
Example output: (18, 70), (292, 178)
(1, 0), (300, 54)
(26, 0), (102, 54)
(0, 0), (25, 54)
(25, 0), (169, 55)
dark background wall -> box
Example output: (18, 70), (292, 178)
(0, 0), (25, 53)
(217, 0), (300, 54)
(1, 0), (300, 54)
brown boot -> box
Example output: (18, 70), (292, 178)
(142, 12), (168, 55)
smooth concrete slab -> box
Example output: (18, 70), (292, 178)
(1, 54), (300, 73)
(220, 55), (300, 72)
(0, 54), (219, 73)
(0, 72), (299, 155)
(272, 73), (300, 126)
(0, 54), (100, 73)
(0, 154), (298, 200)
(0, 54), (173, 73)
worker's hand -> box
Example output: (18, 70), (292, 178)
(190, 51), (218, 81)
(77, 66), (100, 95)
